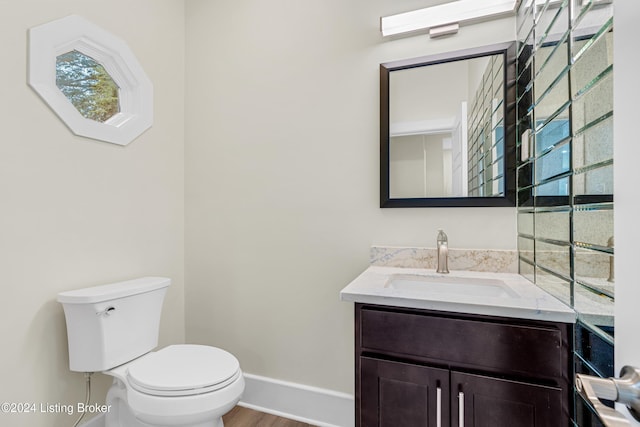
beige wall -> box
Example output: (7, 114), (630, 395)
(0, 1), (185, 426)
(0, 2), (518, 425)
(185, 0), (516, 394)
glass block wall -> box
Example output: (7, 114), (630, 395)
(515, 0), (613, 425)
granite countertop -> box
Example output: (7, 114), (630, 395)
(340, 265), (576, 323)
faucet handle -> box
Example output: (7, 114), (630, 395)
(436, 229), (449, 274)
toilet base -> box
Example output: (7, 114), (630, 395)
(104, 375), (242, 427)
(105, 395), (226, 427)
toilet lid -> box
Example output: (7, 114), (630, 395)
(127, 344), (240, 397)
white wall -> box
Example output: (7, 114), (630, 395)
(390, 60), (469, 124)
(390, 135), (429, 198)
(185, 0), (517, 395)
(614, 0), (640, 423)
(0, 1), (185, 426)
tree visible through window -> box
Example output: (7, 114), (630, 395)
(56, 50), (120, 123)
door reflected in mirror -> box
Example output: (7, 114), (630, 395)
(381, 42), (516, 207)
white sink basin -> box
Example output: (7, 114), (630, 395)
(385, 274), (519, 298)
(340, 266), (576, 323)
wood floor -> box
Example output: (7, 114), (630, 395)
(222, 406), (315, 426)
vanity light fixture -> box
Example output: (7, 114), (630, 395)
(381, 0), (517, 38)
(429, 23), (459, 38)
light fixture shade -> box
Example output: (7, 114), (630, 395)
(381, 0), (517, 38)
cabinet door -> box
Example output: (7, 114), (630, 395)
(360, 357), (449, 427)
(451, 371), (564, 427)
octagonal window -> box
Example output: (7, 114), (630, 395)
(30, 15), (153, 145)
(56, 50), (120, 123)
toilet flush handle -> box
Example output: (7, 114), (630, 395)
(96, 306), (116, 316)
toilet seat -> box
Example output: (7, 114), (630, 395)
(126, 344), (241, 397)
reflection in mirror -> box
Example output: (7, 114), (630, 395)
(56, 50), (120, 123)
(381, 42), (516, 207)
(389, 56), (501, 198)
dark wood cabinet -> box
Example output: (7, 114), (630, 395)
(361, 357), (450, 427)
(452, 371), (563, 427)
(355, 304), (572, 427)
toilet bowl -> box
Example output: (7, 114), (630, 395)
(105, 345), (244, 427)
(57, 277), (244, 427)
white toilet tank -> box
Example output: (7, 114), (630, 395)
(57, 277), (170, 372)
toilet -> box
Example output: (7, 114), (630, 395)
(57, 277), (244, 427)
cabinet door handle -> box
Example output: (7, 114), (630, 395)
(458, 391), (465, 427)
(436, 386), (442, 427)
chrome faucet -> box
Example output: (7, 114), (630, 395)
(436, 229), (449, 274)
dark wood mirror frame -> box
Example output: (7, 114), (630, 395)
(380, 42), (517, 208)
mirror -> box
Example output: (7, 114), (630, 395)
(380, 42), (517, 207)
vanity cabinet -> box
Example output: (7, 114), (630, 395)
(355, 303), (572, 427)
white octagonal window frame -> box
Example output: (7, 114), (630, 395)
(29, 15), (153, 145)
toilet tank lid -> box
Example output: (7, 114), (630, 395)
(57, 277), (171, 304)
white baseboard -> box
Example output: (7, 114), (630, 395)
(240, 373), (355, 427)
(80, 373), (355, 427)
